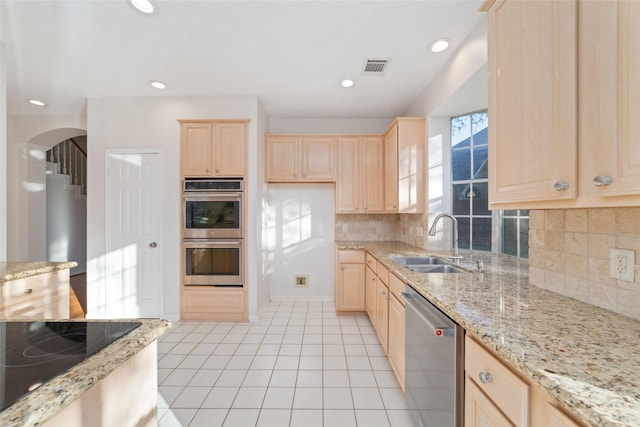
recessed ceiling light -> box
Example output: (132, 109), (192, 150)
(340, 79), (355, 88)
(430, 38), (450, 53)
(149, 80), (166, 89)
(27, 99), (46, 106)
(131, 0), (155, 14)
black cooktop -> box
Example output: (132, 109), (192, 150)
(0, 321), (141, 412)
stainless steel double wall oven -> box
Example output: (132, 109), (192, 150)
(182, 179), (244, 286)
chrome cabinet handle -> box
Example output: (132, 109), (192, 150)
(478, 372), (493, 384)
(24, 288), (33, 294)
(554, 181), (569, 191)
(215, 169), (220, 173)
(149, 242), (158, 248)
(593, 175), (612, 187)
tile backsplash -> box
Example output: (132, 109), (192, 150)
(529, 208), (640, 320)
(334, 214), (399, 241)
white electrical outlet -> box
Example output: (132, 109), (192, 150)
(610, 248), (635, 282)
(342, 224), (349, 232)
(294, 275), (308, 288)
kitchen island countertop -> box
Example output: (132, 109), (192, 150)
(0, 318), (171, 426)
(337, 240), (640, 427)
(0, 261), (78, 283)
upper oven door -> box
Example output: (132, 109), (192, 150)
(183, 193), (243, 239)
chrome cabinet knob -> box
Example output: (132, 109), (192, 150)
(149, 242), (158, 248)
(553, 181), (569, 191)
(478, 372), (493, 384)
(593, 175), (612, 187)
(24, 288), (33, 294)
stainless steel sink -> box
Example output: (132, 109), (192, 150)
(390, 255), (468, 274)
(390, 255), (449, 265)
(406, 265), (466, 274)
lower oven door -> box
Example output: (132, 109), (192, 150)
(183, 239), (243, 286)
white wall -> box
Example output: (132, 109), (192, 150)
(86, 96), (260, 320)
(269, 118), (391, 134)
(46, 163), (86, 274)
(0, 41), (6, 262)
(6, 115), (86, 261)
(266, 183), (335, 299)
(255, 101), (270, 319)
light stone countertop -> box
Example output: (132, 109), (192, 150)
(0, 261), (78, 283)
(336, 240), (640, 427)
(0, 318), (172, 426)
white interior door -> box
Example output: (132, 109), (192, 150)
(106, 151), (162, 318)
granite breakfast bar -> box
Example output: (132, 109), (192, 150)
(337, 241), (640, 427)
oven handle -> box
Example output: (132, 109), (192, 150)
(184, 239), (243, 247)
(183, 193), (242, 201)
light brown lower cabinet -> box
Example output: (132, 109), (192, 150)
(465, 335), (583, 427)
(181, 287), (246, 321)
(387, 288), (405, 391)
(365, 264), (377, 321)
(335, 249), (366, 312)
(375, 278), (389, 354)
(0, 270), (70, 319)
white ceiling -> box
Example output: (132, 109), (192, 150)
(2, 0), (485, 118)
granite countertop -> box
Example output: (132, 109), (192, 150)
(0, 318), (172, 426)
(0, 262), (78, 283)
(336, 240), (640, 427)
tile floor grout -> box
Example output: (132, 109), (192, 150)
(156, 300), (411, 427)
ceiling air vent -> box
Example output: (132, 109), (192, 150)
(362, 58), (390, 74)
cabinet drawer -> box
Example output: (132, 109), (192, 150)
(465, 336), (530, 427)
(182, 287), (246, 321)
(0, 295), (67, 319)
(376, 263), (389, 286)
(388, 273), (405, 305)
(0, 271), (68, 310)
(338, 250), (365, 264)
(365, 253), (377, 270)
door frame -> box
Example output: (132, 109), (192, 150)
(105, 148), (164, 318)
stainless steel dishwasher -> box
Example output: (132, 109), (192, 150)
(401, 286), (464, 427)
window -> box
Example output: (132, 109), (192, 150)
(451, 111), (490, 251)
(501, 210), (529, 258)
(450, 111), (529, 258)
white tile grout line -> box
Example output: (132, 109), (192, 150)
(158, 301), (408, 427)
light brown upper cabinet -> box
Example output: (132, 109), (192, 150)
(336, 137), (385, 213)
(483, 0), (578, 207)
(265, 135), (336, 182)
(577, 0), (640, 204)
(384, 118), (426, 213)
(180, 120), (248, 178)
(483, 0), (640, 209)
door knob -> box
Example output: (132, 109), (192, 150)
(149, 242), (158, 248)
(553, 181), (569, 191)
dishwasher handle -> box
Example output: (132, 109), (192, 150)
(401, 292), (454, 337)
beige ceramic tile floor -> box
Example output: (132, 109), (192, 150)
(156, 300), (412, 426)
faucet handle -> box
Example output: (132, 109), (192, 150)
(448, 255), (464, 264)
(476, 260), (485, 273)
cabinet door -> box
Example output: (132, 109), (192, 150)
(465, 377), (515, 427)
(365, 265), (377, 325)
(397, 119), (425, 213)
(266, 137), (299, 181)
(301, 137), (335, 181)
(336, 263), (365, 311)
(487, 0), (577, 206)
(181, 123), (212, 177)
(388, 294), (405, 391)
(362, 137), (385, 212)
(375, 280), (389, 354)
(384, 126), (399, 212)
(336, 138), (361, 212)
(579, 0), (640, 200)
(213, 122), (245, 176)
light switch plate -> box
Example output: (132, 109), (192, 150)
(610, 248), (635, 282)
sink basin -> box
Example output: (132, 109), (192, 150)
(407, 264), (466, 274)
(390, 255), (449, 265)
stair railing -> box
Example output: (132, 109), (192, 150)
(47, 138), (87, 195)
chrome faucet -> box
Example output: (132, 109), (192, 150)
(428, 213), (464, 264)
